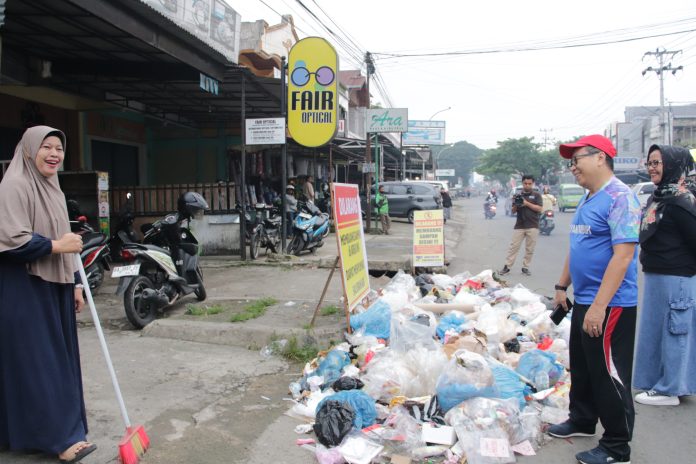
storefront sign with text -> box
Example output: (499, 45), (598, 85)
(287, 37), (338, 147)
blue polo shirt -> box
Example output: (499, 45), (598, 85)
(569, 177), (641, 306)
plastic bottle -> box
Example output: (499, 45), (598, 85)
(289, 382), (302, 399)
(534, 370), (550, 391)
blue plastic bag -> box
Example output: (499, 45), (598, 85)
(436, 312), (467, 340)
(490, 364), (527, 409)
(350, 300), (391, 340)
(316, 350), (351, 387)
(436, 383), (498, 412)
(316, 390), (377, 430)
(516, 349), (564, 387)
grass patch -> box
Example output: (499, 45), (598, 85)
(281, 335), (319, 363)
(230, 297), (277, 322)
(320, 305), (339, 316)
(186, 304), (225, 316)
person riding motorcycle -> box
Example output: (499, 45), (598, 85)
(540, 186), (556, 229)
(485, 189), (498, 203)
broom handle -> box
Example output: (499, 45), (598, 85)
(75, 255), (132, 428)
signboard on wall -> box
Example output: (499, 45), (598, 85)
(413, 209), (444, 267)
(246, 118), (285, 145)
(436, 169), (455, 176)
(287, 37), (338, 148)
(402, 120), (446, 145)
(332, 183), (370, 310)
(140, 0), (241, 63)
(366, 108), (408, 133)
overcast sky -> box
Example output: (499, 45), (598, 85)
(234, 0), (696, 149)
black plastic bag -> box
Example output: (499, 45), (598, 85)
(332, 377), (365, 391)
(503, 337), (521, 353)
(313, 400), (355, 447)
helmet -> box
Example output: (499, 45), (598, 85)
(177, 192), (209, 220)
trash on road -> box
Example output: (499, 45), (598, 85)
(286, 270), (571, 462)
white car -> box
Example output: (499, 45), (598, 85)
(632, 182), (656, 209)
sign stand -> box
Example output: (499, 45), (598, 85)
(309, 256), (340, 328)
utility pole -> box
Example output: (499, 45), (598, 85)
(539, 128), (553, 150)
(642, 48), (683, 144)
(364, 51), (375, 233)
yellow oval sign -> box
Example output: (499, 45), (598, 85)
(287, 37), (338, 148)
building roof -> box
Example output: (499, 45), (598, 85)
(338, 70), (366, 89)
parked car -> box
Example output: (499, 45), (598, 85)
(557, 183), (585, 212)
(361, 181), (442, 223)
(631, 181), (656, 210)
(504, 186), (540, 216)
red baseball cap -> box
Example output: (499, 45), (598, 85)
(559, 134), (617, 159)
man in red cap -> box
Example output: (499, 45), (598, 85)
(548, 135), (641, 464)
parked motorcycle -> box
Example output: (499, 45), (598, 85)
(108, 192), (138, 262)
(539, 209), (555, 235)
(111, 192), (208, 329)
(67, 199), (111, 291)
(286, 200), (330, 255)
(484, 199), (497, 219)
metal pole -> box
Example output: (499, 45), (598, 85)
(240, 72), (247, 260)
(280, 57), (288, 251)
(374, 134), (379, 190)
(365, 52), (373, 233)
(400, 132), (405, 181)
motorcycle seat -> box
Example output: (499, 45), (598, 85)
(82, 232), (106, 248)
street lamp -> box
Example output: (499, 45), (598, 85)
(434, 144), (455, 179)
(428, 106), (451, 121)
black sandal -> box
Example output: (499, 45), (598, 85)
(59, 443), (97, 463)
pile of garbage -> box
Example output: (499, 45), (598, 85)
(286, 270), (572, 463)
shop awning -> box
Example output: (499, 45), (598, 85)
(0, 0), (281, 128)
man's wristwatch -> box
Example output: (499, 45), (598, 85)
(554, 284), (568, 291)
(75, 283), (85, 289)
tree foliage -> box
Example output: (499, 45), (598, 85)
(433, 141), (483, 186)
(476, 137), (564, 185)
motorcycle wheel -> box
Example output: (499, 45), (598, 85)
(249, 232), (261, 260)
(86, 262), (105, 292)
(124, 275), (157, 329)
(194, 266), (207, 301)
(286, 235), (302, 255)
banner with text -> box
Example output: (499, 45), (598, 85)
(366, 108), (408, 133)
(332, 183), (370, 310)
(413, 209), (444, 267)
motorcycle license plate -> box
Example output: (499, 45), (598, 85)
(299, 212), (312, 219)
(111, 264), (140, 278)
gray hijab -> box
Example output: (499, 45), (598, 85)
(0, 126), (75, 283)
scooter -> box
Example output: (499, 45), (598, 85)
(539, 209), (555, 235)
(484, 199), (497, 219)
(286, 200), (330, 255)
(108, 192), (138, 262)
(111, 192), (208, 329)
(67, 199), (111, 291)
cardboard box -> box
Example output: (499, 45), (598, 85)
(421, 423), (457, 446)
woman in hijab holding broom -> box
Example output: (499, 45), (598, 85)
(634, 145), (696, 407)
(0, 126), (97, 462)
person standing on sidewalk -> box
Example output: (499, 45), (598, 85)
(375, 185), (390, 235)
(0, 126), (97, 462)
(441, 187), (453, 220)
(303, 175), (315, 204)
(548, 135), (641, 464)
(498, 175), (542, 276)
(284, 185), (298, 236)
(633, 145), (696, 407)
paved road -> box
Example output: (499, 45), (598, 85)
(2, 198), (693, 463)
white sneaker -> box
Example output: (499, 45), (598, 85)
(635, 390), (680, 406)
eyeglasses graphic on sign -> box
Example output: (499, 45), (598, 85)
(291, 66), (335, 87)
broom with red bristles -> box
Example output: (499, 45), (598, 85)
(75, 256), (150, 464)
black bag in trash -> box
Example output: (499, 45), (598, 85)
(313, 400), (356, 447)
(332, 377), (365, 391)
(503, 337), (521, 353)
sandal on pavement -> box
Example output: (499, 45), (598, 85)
(58, 442), (97, 463)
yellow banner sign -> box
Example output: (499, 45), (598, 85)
(413, 209), (444, 267)
(332, 183), (370, 310)
(287, 37), (338, 148)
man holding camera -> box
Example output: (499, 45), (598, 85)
(499, 175), (543, 276)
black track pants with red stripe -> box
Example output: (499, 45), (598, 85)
(568, 303), (637, 461)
